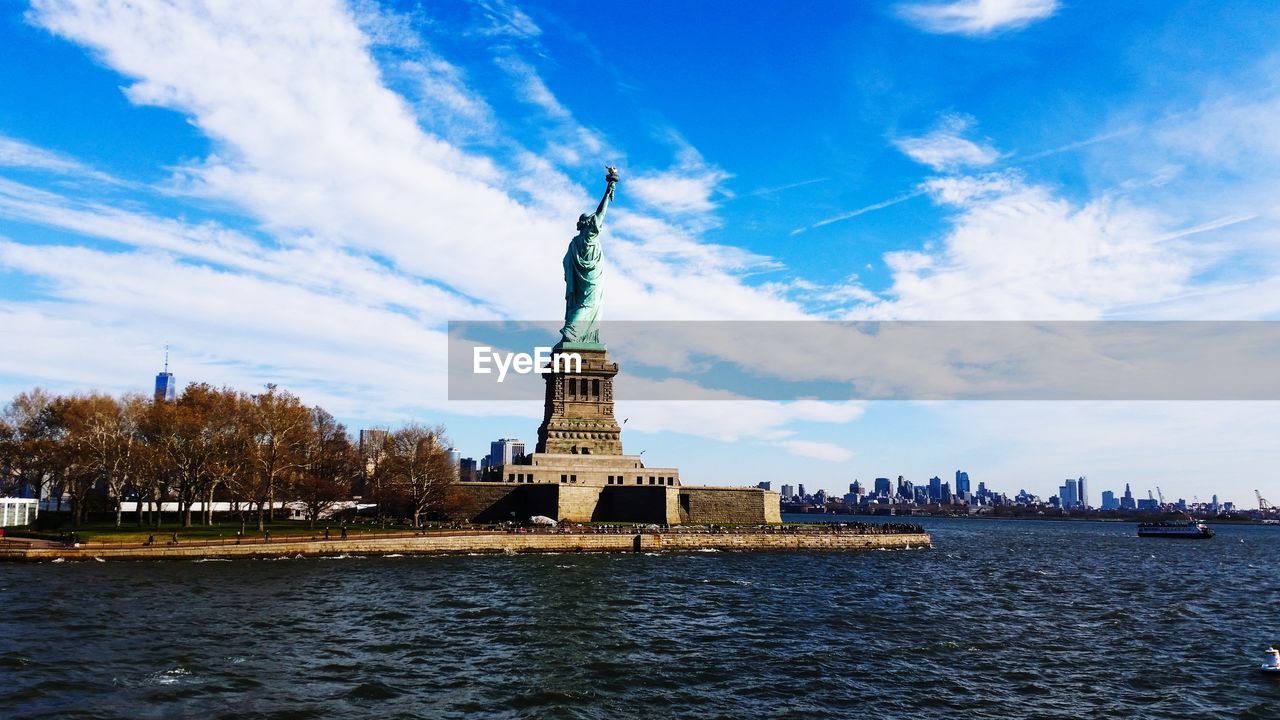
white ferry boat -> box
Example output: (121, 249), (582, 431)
(1137, 519), (1214, 539)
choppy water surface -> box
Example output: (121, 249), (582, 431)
(2, 517), (1279, 719)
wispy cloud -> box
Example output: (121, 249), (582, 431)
(790, 189), (926, 236)
(628, 142), (732, 217)
(742, 177), (828, 199)
(897, 0), (1059, 36)
(0, 133), (122, 184)
(472, 0), (542, 39)
(894, 114), (1000, 171)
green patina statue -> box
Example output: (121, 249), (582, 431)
(559, 166), (618, 347)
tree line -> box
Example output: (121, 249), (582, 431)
(0, 384), (468, 529)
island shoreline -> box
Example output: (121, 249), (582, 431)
(0, 530), (931, 562)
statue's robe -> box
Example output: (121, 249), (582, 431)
(560, 212), (603, 344)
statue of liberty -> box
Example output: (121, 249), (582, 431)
(559, 166), (618, 347)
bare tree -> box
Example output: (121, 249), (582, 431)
(382, 424), (457, 527)
(293, 407), (356, 527)
(247, 385), (310, 531)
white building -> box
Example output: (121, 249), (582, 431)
(1, 498), (38, 527)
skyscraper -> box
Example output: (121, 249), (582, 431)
(447, 448), (461, 478)
(897, 476), (913, 500)
(928, 476), (942, 503)
(1059, 479), (1078, 508)
(359, 429), (388, 459)
(757, 481), (772, 491)
(955, 470), (970, 496)
(798, 483), (807, 500)
(781, 484), (794, 499)
(874, 477), (892, 497)
(487, 438), (526, 467)
(1076, 477), (1088, 509)
(153, 347), (176, 403)
(1101, 490), (1118, 510)
(460, 458), (479, 482)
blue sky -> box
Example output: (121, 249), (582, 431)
(2, 0), (1279, 504)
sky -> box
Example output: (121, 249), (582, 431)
(2, 0), (1279, 505)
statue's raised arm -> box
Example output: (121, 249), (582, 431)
(559, 167), (619, 347)
(595, 166), (619, 222)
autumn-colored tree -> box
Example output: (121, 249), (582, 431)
(0, 389), (60, 503)
(142, 383), (240, 527)
(46, 392), (151, 527)
(2, 385), (457, 529)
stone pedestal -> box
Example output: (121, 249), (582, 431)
(535, 346), (623, 455)
(457, 343), (781, 526)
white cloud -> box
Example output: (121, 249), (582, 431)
(619, 397), (863, 462)
(897, 0), (1058, 36)
(628, 144), (732, 216)
(851, 172), (1195, 320)
(894, 114), (1000, 171)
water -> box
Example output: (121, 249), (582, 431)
(2, 517), (1278, 719)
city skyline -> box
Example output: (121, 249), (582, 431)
(2, 1), (1280, 503)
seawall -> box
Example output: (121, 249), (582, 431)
(0, 530), (930, 562)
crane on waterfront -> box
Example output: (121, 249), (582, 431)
(1156, 487), (1166, 506)
(1257, 490), (1271, 511)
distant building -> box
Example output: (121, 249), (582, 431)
(447, 448), (461, 478)
(359, 429), (388, 459)
(1076, 476), (1089, 509)
(487, 438), (526, 467)
(955, 470), (970, 496)
(896, 476), (913, 500)
(153, 348), (176, 403)
(460, 457), (479, 482)
(928, 476), (942, 503)
(757, 481), (772, 491)
(798, 483), (807, 500)
(940, 481), (953, 504)
(781, 484), (794, 499)
(1059, 479), (1078, 509)
(874, 477), (892, 497)
(914, 486), (929, 504)
(1100, 490), (1118, 510)
(1120, 483), (1136, 510)
(850, 480), (862, 497)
